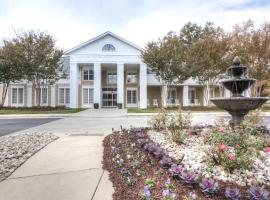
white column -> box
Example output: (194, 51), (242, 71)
(139, 63), (147, 109)
(94, 62), (101, 107)
(51, 85), (56, 107)
(3, 86), (8, 107)
(117, 63), (124, 107)
(183, 85), (189, 107)
(27, 84), (32, 107)
(70, 62), (78, 108)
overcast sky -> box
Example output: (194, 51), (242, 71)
(0, 0), (270, 50)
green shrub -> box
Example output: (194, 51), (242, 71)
(148, 109), (168, 130)
(205, 113), (269, 172)
(170, 128), (188, 144)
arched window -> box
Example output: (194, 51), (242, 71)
(102, 44), (116, 52)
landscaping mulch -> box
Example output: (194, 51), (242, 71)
(103, 128), (270, 200)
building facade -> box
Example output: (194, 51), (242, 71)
(0, 31), (228, 109)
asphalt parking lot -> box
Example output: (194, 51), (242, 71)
(0, 118), (61, 137)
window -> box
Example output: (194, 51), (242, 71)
(126, 89), (137, 106)
(107, 72), (117, 84)
(12, 87), (24, 105)
(83, 88), (94, 104)
(83, 68), (94, 80)
(59, 88), (70, 104)
(126, 72), (138, 84)
(36, 87), (48, 105)
(102, 44), (116, 52)
(188, 88), (196, 104)
(167, 88), (176, 103)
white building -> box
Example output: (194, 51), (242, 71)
(1, 31), (227, 109)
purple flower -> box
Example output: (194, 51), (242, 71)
(180, 171), (198, 185)
(162, 189), (170, 197)
(162, 189), (176, 200)
(136, 131), (145, 138)
(143, 185), (151, 198)
(153, 148), (167, 159)
(147, 143), (158, 154)
(159, 157), (172, 169)
(169, 164), (183, 178)
(120, 168), (126, 174)
(189, 191), (198, 200)
(247, 186), (269, 200)
(225, 187), (241, 200)
(165, 178), (171, 185)
(137, 139), (148, 147)
(199, 178), (219, 195)
(111, 146), (116, 153)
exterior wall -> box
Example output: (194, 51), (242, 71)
(176, 86), (183, 107)
(196, 86), (204, 106)
(24, 85), (27, 107)
(147, 86), (161, 107)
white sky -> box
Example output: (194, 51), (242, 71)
(0, 0), (270, 50)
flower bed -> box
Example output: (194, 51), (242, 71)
(103, 127), (270, 199)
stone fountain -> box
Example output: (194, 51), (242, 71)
(211, 56), (269, 126)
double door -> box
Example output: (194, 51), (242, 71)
(102, 88), (117, 107)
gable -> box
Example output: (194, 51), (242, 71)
(65, 32), (142, 56)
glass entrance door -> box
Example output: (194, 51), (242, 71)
(102, 88), (117, 107)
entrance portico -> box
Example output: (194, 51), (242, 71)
(69, 61), (147, 109)
(65, 31), (147, 109)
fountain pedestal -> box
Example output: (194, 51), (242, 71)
(210, 57), (269, 126)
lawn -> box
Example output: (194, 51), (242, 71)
(0, 107), (84, 115)
(127, 107), (225, 113)
(128, 105), (270, 113)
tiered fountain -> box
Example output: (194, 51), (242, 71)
(211, 56), (269, 126)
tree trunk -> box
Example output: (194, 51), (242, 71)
(203, 81), (211, 107)
(161, 84), (168, 108)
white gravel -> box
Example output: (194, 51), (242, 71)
(0, 133), (58, 182)
(148, 130), (270, 187)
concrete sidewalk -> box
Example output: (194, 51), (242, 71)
(0, 135), (113, 200)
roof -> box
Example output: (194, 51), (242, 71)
(65, 31), (142, 55)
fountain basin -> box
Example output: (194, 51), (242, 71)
(211, 97), (269, 126)
(221, 78), (256, 96)
(227, 66), (247, 77)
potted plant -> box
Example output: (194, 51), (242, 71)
(94, 103), (99, 109)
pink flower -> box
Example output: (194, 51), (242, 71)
(255, 159), (262, 166)
(220, 144), (227, 151)
(220, 127), (225, 133)
(228, 153), (235, 160)
(265, 147), (270, 153)
(235, 144), (240, 148)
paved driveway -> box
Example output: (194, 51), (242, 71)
(0, 109), (269, 136)
(3, 109), (269, 136)
(0, 118), (61, 137)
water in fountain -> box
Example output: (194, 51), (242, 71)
(210, 56), (269, 126)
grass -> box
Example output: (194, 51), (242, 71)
(0, 107), (85, 115)
(128, 105), (270, 113)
